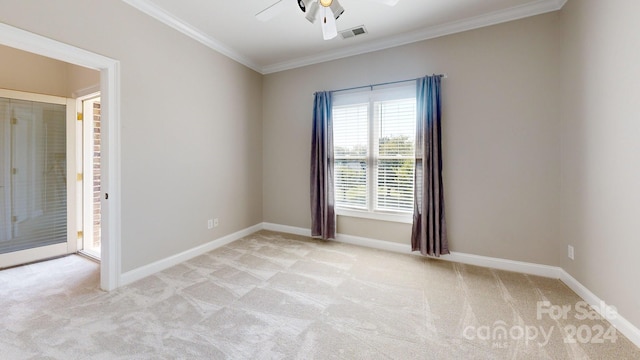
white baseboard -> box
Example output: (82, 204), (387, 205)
(335, 232), (412, 254)
(261, 222), (640, 348)
(119, 223), (262, 286)
(117, 221), (640, 349)
(262, 222), (311, 237)
(444, 252), (562, 278)
(560, 270), (640, 347)
(262, 222), (562, 278)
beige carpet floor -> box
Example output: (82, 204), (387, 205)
(0, 230), (638, 359)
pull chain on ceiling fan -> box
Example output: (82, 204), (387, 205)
(299, 0), (344, 40)
(257, 0), (399, 41)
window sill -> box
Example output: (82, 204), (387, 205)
(336, 208), (413, 224)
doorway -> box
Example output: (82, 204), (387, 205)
(0, 22), (121, 290)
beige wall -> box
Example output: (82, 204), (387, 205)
(1, 0), (638, 335)
(0, 45), (98, 97)
(263, 13), (562, 266)
(559, 0), (640, 328)
(0, 0), (263, 272)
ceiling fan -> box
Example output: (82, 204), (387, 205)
(256, 0), (400, 40)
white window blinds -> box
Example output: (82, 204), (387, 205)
(333, 102), (368, 209)
(332, 84), (416, 214)
(375, 98), (416, 212)
(0, 98), (67, 254)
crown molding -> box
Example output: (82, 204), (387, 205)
(262, 0), (568, 74)
(122, 0), (567, 75)
(121, 0), (262, 73)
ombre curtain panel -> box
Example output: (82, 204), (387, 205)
(411, 75), (449, 256)
(310, 91), (336, 240)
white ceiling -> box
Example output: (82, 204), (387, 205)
(122, 0), (566, 74)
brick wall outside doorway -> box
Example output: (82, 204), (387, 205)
(92, 101), (101, 248)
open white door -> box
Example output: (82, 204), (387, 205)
(0, 89), (78, 268)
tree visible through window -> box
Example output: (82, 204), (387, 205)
(333, 85), (416, 214)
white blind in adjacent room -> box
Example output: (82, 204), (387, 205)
(0, 98), (67, 254)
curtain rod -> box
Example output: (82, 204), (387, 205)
(326, 74), (447, 95)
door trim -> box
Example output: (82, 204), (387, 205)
(0, 23), (121, 291)
(77, 93), (102, 259)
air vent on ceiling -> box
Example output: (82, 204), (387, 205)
(340, 25), (367, 40)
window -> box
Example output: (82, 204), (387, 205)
(333, 84), (416, 218)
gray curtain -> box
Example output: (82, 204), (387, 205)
(411, 75), (449, 256)
(310, 91), (336, 240)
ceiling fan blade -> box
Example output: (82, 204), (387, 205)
(321, 7), (337, 40)
(256, 0), (286, 22)
(305, 1), (320, 23)
(365, 0), (399, 6)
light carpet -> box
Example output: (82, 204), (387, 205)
(0, 230), (638, 359)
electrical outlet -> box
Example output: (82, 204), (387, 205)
(207, 219), (214, 229)
(214, 218), (219, 227)
(568, 245), (574, 260)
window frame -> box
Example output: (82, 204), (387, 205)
(332, 84), (416, 223)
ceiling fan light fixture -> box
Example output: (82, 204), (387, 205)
(256, 0), (401, 41)
(305, 1), (320, 23)
(329, 0), (344, 19)
(298, 0), (312, 12)
(321, 6), (337, 40)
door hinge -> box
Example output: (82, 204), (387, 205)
(11, 118), (17, 125)
(11, 216), (17, 223)
(77, 173), (83, 181)
(77, 112), (83, 121)
(12, 168), (17, 175)
(77, 231), (84, 239)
